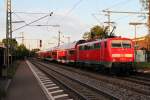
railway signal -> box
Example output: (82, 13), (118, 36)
(40, 40), (42, 48)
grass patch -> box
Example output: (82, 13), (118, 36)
(134, 62), (150, 69)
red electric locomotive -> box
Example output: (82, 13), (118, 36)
(77, 37), (135, 73)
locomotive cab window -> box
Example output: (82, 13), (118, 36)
(122, 41), (131, 48)
(111, 42), (121, 48)
(111, 40), (131, 48)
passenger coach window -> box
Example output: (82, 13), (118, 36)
(69, 50), (75, 55)
(79, 46), (83, 50)
(52, 52), (57, 56)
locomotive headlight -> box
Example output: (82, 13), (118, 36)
(113, 58), (116, 62)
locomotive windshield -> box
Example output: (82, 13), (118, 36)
(111, 40), (131, 48)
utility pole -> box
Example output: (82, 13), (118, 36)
(104, 11), (111, 32)
(21, 32), (24, 45)
(103, 9), (149, 34)
(58, 31), (61, 47)
(148, 0), (150, 34)
(15, 32), (24, 44)
(6, 0), (12, 70)
(66, 36), (70, 43)
(129, 22), (144, 46)
(147, 0), (150, 50)
(103, 10), (115, 33)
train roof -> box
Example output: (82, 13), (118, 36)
(78, 37), (132, 46)
(53, 40), (86, 50)
(56, 42), (78, 50)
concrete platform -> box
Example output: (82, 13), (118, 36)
(3, 61), (48, 100)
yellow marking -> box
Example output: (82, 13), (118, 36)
(112, 54), (120, 57)
(125, 54), (133, 57)
(112, 54), (132, 58)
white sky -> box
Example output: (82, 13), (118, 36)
(0, 0), (148, 50)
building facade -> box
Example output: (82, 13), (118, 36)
(134, 35), (150, 51)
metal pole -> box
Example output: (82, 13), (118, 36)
(148, 0), (150, 50)
(134, 25), (137, 46)
(58, 31), (61, 47)
(6, 0), (10, 71)
(21, 32), (24, 44)
(149, 0), (150, 34)
(108, 11), (111, 32)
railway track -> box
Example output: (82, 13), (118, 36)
(120, 75), (150, 87)
(29, 59), (115, 100)
(42, 60), (150, 96)
(30, 58), (150, 100)
(131, 73), (150, 82)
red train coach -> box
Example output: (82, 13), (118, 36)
(77, 37), (135, 73)
(51, 47), (58, 61)
(37, 49), (51, 59)
(54, 40), (86, 64)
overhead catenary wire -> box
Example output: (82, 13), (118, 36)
(12, 11), (50, 15)
(91, 13), (104, 25)
(12, 12), (27, 24)
(65, 0), (83, 16)
(91, 0), (132, 27)
(55, 0), (83, 25)
(104, 0), (131, 10)
(12, 12), (53, 32)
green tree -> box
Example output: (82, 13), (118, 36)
(82, 25), (108, 40)
(90, 25), (108, 39)
(2, 38), (18, 61)
(16, 44), (29, 59)
(82, 32), (91, 40)
(30, 48), (40, 57)
(2, 38), (18, 49)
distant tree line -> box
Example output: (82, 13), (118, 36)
(2, 38), (39, 60)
